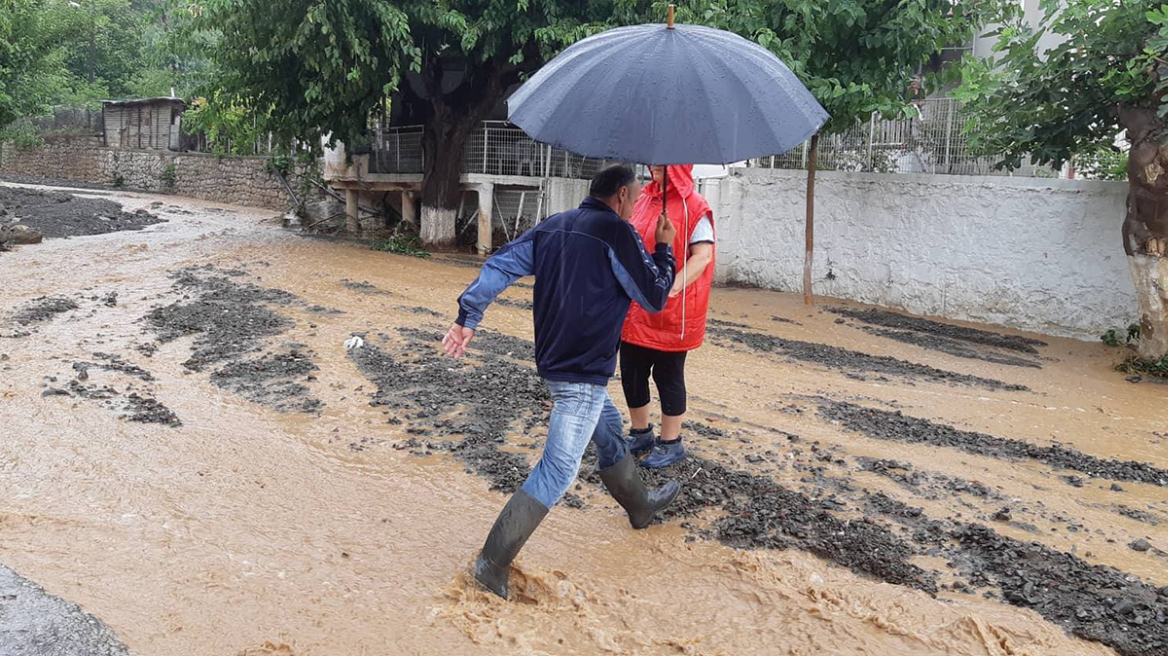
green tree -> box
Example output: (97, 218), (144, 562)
(182, 92), (269, 155)
(956, 0), (1168, 358)
(682, 0), (989, 303)
(0, 0), (69, 127)
(190, 0), (643, 246)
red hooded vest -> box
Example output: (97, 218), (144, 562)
(621, 165), (714, 352)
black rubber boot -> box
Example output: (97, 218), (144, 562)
(473, 489), (549, 600)
(598, 455), (681, 529)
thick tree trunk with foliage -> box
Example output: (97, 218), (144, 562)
(1120, 108), (1168, 359)
(406, 54), (526, 248)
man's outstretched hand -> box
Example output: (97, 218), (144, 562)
(443, 324), (476, 358)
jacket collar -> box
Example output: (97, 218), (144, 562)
(580, 196), (619, 215)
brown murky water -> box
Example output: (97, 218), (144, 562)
(1, 182), (1164, 655)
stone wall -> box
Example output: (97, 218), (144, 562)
(1, 135), (314, 210)
(712, 168), (1135, 340)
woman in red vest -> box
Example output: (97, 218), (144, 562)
(620, 164), (715, 468)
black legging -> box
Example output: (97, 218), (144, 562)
(619, 341), (688, 417)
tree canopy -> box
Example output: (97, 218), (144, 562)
(1, 0), (209, 128)
(1, 0), (65, 127)
(188, 0), (649, 154)
(955, 0), (1164, 170)
(688, 0), (988, 132)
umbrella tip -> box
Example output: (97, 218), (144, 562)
(667, 4), (675, 28)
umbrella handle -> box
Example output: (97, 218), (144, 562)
(680, 195), (688, 341)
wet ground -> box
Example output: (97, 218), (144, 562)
(1, 180), (1167, 655)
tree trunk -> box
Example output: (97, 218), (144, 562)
(419, 114), (472, 248)
(803, 134), (819, 306)
(412, 54), (523, 249)
(1119, 107), (1168, 359)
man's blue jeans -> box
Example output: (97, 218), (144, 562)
(521, 380), (629, 509)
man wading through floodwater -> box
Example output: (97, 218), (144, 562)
(443, 164), (684, 599)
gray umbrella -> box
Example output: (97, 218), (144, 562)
(507, 17), (829, 165)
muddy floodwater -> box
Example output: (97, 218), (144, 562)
(1, 182), (1167, 656)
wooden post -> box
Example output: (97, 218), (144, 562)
(667, 4), (676, 27)
(803, 133), (819, 306)
(345, 189), (360, 234)
(477, 184), (494, 254)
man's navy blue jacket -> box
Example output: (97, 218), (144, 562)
(456, 196), (675, 385)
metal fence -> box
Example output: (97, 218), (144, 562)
(464, 121), (612, 179)
(366, 124), (422, 174)
(10, 106), (103, 136)
(370, 121), (611, 179)
(754, 98), (1062, 177)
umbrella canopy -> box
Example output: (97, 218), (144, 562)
(507, 22), (829, 165)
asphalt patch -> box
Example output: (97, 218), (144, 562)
(145, 266), (323, 412)
(952, 524), (1168, 656)
(827, 307), (1047, 354)
(861, 326), (1042, 368)
(9, 296), (78, 326)
(707, 324), (1028, 392)
(340, 279), (392, 295)
(0, 563), (129, 656)
(822, 401), (1168, 486)
(209, 347), (323, 413)
(856, 457), (1002, 501)
(348, 332), (547, 493)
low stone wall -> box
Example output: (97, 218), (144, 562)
(1, 135), (313, 210)
(711, 168), (1135, 340)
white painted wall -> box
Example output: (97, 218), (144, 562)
(713, 168), (1135, 340)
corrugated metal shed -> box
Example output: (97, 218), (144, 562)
(101, 98), (186, 151)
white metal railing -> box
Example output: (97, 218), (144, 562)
(369, 121), (610, 179)
(753, 98), (1063, 178)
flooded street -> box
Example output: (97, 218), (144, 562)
(1, 182), (1166, 655)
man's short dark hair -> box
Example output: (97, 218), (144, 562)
(589, 164), (637, 198)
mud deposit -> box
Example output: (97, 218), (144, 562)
(340, 279), (391, 295)
(822, 401), (1168, 486)
(146, 266), (323, 412)
(348, 329), (547, 494)
(863, 326), (1042, 368)
(640, 456), (936, 591)
(828, 307), (1048, 353)
(0, 185), (164, 239)
(41, 378), (180, 427)
(349, 329), (935, 590)
(952, 525), (1168, 656)
(9, 296), (78, 326)
(707, 323), (1029, 391)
